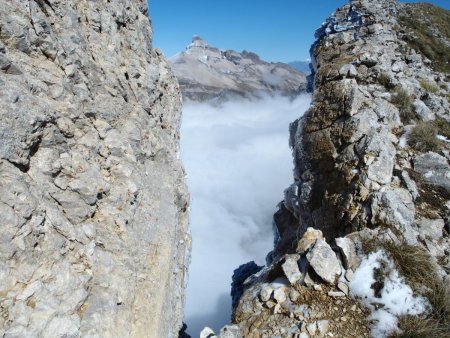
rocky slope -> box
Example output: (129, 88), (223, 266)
(0, 1), (189, 337)
(169, 36), (307, 102)
(205, 0), (450, 337)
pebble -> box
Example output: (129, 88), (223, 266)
(328, 291), (346, 298)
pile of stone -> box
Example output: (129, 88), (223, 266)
(203, 228), (370, 338)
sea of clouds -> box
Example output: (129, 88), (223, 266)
(180, 94), (311, 335)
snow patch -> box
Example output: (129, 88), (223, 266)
(349, 250), (429, 337)
(437, 134), (450, 142)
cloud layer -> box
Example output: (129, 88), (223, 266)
(180, 95), (311, 335)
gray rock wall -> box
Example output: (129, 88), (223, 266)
(210, 1), (450, 336)
(273, 0), (450, 256)
(0, 1), (190, 337)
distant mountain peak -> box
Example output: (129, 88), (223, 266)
(189, 35), (210, 48)
(169, 39), (307, 102)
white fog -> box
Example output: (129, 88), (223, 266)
(180, 95), (311, 335)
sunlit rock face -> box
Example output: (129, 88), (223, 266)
(206, 0), (450, 337)
(276, 0), (450, 249)
(0, 1), (189, 337)
(169, 36), (308, 102)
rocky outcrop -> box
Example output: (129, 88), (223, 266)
(169, 36), (307, 102)
(208, 0), (450, 337)
(275, 0), (450, 251)
(0, 1), (189, 337)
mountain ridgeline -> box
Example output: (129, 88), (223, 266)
(169, 36), (308, 102)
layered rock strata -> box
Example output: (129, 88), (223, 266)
(0, 1), (189, 337)
(207, 0), (450, 337)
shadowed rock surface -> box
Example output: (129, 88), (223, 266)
(0, 1), (189, 337)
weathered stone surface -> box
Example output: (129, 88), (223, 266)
(200, 327), (217, 338)
(281, 255), (303, 284)
(306, 322), (317, 336)
(273, 287), (288, 304)
(401, 170), (419, 200)
(413, 218), (445, 241)
(328, 291), (346, 298)
(306, 240), (341, 284)
(317, 320), (330, 336)
(335, 237), (358, 270)
(413, 100), (434, 121)
(339, 64), (358, 78)
(371, 188), (417, 244)
(218, 325), (242, 338)
(0, 1), (189, 337)
(272, 0), (450, 251)
(345, 269), (354, 282)
(296, 227), (324, 253)
(338, 282), (349, 295)
(414, 152), (450, 193)
(259, 285), (274, 302)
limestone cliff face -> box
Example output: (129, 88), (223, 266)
(206, 1), (450, 337)
(274, 0), (450, 256)
(0, 1), (189, 337)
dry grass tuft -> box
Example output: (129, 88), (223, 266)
(433, 118), (450, 139)
(379, 241), (435, 286)
(391, 88), (416, 123)
(419, 80), (440, 93)
(361, 239), (450, 337)
(390, 315), (449, 338)
(407, 121), (443, 152)
(378, 73), (395, 89)
(424, 280), (450, 326)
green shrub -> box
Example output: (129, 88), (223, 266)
(419, 80), (440, 93)
(408, 121), (444, 152)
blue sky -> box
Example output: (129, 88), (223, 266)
(149, 0), (450, 63)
